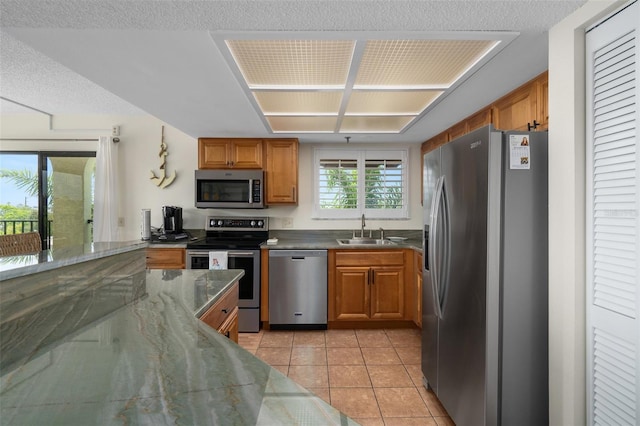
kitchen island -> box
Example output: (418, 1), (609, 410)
(0, 240), (148, 280)
(0, 266), (356, 425)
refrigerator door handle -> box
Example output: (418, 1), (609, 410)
(439, 177), (451, 317)
(429, 175), (445, 319)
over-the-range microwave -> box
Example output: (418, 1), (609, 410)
(195, 169), (264, 209)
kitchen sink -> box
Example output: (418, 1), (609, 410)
(336, 238), (397, 246)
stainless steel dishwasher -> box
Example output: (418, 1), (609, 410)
(268, 250), (327, 330)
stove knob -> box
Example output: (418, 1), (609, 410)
(257, 220), (264, 227)
(217, 220), (223, 226)
(250, 220), (256, 227)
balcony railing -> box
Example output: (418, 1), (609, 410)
(0, 220), (52, 236)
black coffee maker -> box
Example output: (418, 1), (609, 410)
(162, 206), (183, 234)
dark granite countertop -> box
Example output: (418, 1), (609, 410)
(262, 229), (423, 252)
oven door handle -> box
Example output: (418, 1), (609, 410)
(186, 250), (211, 256)
(227, 251), (255, 256)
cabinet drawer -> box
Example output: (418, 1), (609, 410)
(335, 250), (404, 266)
(146, 248), (185, 269)
(218, 306), (239, 342)
(200, 284), (239, 330)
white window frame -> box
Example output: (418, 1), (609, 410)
(313, 147), (409, 219)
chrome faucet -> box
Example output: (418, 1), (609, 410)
(379, 227), (384, 240)
(361, 214), (366, 237)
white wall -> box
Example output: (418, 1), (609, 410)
(0, 113), (423, 240)
(548, 1), (626, 425)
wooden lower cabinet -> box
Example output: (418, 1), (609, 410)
(146, 247), (185, 269)
(218, 307), (239, 343)
(334, 266), (371, 320)
(329, 250), (409, 324)
(199, 282), (239, 343)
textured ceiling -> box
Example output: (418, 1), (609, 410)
(0, 0), (588, 143)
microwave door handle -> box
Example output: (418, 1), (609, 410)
(248, 179), (253, 204)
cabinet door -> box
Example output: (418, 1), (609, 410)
(334, 266), (370, 320)
(536, 73), (549, 130)
(492, 83), (537, 131)
(421, 130), (449, 154)
(265, 139), (298, 204)
(146, 248), (185, 269)
(370, 266), (404, 319)
(198, 138), (230, 169)
(466, 107), (493, 133)
(448, 121), (468, 141)
(231, 139), (263, 169)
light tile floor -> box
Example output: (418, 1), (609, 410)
(238, 328), (454, 426)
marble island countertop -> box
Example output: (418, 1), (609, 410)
(0, 269), (356, 425)
(0, 240), (148, 280)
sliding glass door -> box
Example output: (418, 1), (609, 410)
(0, 151), (95, 249)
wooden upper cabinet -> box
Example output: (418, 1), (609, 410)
(198, 138), (263, 169)
(265, 138), (298, 205)
(492, 82), (538, 131)
(466, 107), (493, 133)
(421, 130), (448, 155)
(448, 121), (468, 142)
(537, 72), (549, 130)
(492, 72), (548, 132)
(421, 71), (548, 150)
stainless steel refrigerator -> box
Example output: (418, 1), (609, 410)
(421, 125), (548, 426)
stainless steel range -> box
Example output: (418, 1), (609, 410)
(186, 216), (268, 332)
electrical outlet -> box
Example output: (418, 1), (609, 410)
(282, 217), (293, 228)
(118, 217), (125, 227)
(112, 125), (120, 136)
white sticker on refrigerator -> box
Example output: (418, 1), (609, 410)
(509, 135), (531, 170)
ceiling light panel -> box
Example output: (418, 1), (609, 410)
(346, 91), (443, 115)
(355, 39), (496, 87)
(226, 40), (355, 87)
(254, 91), (342, 114)
(340, 116), (415, 133)
(267, 116), (337, 133)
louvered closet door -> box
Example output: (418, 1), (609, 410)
(586, 2), (640, 425)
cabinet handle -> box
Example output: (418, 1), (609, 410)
(225, 331), (230, 338)
(527, 120), (540, 131)
(222, 308), (228, 314)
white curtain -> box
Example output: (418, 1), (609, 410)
(93, 136), (119, 242)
